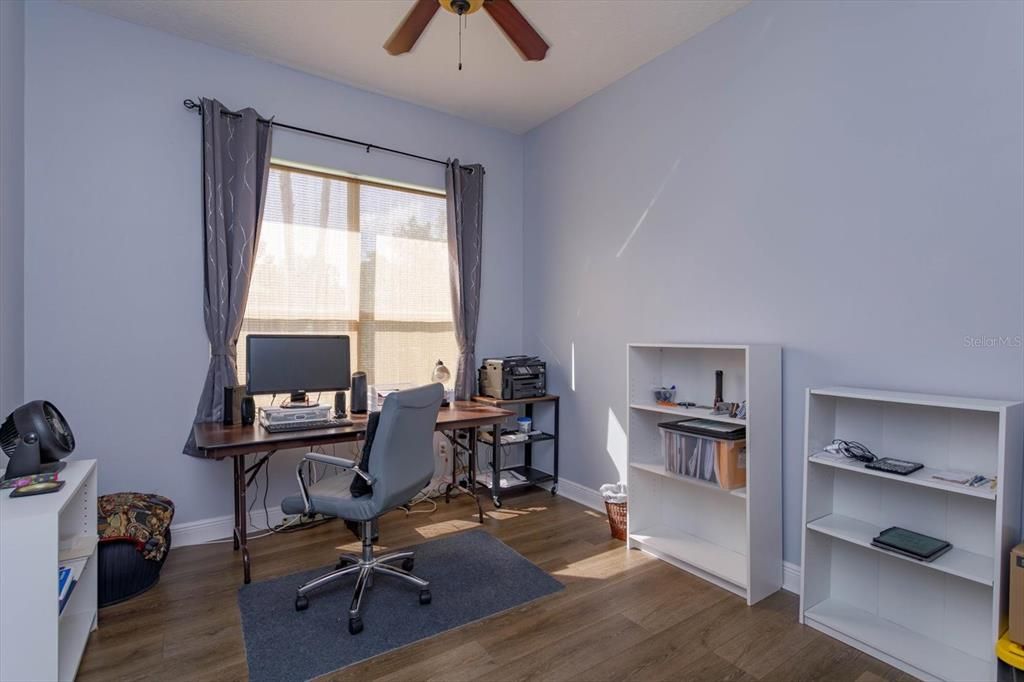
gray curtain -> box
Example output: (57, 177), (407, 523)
(445, 160), (485, 401)
(183, 98), (273, 455)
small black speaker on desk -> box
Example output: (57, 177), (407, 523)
(351, 372), (368, 414)
(240, 397), (256, 426)
(223, 385), (245, 425)
(334, 391), (347, 418)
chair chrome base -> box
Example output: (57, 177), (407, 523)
(294, 520), (431, 634)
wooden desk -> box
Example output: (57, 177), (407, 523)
(193, 401), (514, 583)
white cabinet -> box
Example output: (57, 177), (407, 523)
(625, 343), (782, 605)
(1, 459), (98, 681)
(799, 388), (1022, 681)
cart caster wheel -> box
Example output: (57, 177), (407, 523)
(419, 589), (432, 605)
(294, 595), (309, 611)
(402, 558), (415, 572)
(348, 617), (363, 635)
(492, 497), (502, 508)
(551, 485), (558, 496)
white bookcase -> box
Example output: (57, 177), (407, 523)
(0, 459), (98, 682)
(799, 388), (1023, 682)
(626, 343), (782, 605)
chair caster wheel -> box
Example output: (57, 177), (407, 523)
(348, 617), (363, 635)
(419, 589), (432, 605)
(551, 485), (557, 496)
(402, 558), (415, 571)
(295, 595), (309, 611)
(335, 558), (352, 570)
(492, 497), (502, 508)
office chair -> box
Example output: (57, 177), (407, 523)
(281, 383), (444, 635)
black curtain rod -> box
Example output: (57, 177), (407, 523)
(182, 98), (456, 170)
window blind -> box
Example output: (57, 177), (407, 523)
(238, 165), (457, 396)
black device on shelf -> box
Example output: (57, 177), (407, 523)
(659, 418), (746, 441)
(478, 356), (546, 400)
(246, 334), (351, 408)
(865, 458), (923, 476)
(0, 401), (76, 481)
(871, 526), (952, 562)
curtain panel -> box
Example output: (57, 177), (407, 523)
(445, 160), (485, 401)
(183, 98), (273, 455)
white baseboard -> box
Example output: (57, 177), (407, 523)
(549, 477), (605, 511)
(783, 560), (801, 594)
(171, 505), (288, 547)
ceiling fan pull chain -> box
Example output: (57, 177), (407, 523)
(458, 14), (463, 71)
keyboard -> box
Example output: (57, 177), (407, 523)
(261, 418), (353, 433)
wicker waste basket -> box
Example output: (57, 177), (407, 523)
(600, 482), (628, 540)
(605, 500), (628, 540)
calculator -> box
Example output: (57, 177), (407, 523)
(864, 457), (923, 476)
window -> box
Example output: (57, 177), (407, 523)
(237, 164), (457, 396)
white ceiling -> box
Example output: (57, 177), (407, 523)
(71, 0), (748, 133)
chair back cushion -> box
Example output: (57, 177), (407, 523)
(364, 383), (443, 513)
(349, 411), (380, 498)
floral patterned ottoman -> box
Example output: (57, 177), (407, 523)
(96, 492), (174, 607)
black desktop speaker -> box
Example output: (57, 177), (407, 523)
(240, 397), (256, 426)
(351, 372), (368, 414)
(223, 385), (245, 426)
(333, 391), (347, 418)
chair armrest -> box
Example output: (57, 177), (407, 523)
(303, 452), (357, 469)
(301, 452), (374, 485)
(294, 452), (375, 515)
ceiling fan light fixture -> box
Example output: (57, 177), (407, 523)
(440, 0), (484, 15)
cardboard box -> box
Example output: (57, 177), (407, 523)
(1011, 543), (1024, 646)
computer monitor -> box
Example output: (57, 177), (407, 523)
(245, 334), (351, 408)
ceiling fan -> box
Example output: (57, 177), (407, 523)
(384, 0), (549, 64)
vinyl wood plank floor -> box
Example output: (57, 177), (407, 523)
(78, 489), (907, 682)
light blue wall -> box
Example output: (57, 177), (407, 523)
(0, 0), (25, 417)
(23, 1), (524, 524)
(523, 0), (1024, 563)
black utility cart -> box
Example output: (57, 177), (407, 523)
(472, 394), (559, 508)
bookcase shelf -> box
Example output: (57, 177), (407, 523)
(630, 462), (747, 499)
(800, 387), (1022, 681)
(804, 598), (992, 682)
(1, 459), (98, 682)
(626, 343), (782, 605)
(806, 513), (993, 586)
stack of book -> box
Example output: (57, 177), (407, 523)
(58, 565), (77, 614)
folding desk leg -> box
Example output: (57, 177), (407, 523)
(491, 422), (501, 508)
(232, 456), (241, 551)
(444, 432), (456, 503)
(470, 426), (483, 523)
(234, 455), (251, 584)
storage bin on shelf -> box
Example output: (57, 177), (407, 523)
(659, 419), (746, 490)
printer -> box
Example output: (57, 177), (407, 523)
(478, 356), (547, 400)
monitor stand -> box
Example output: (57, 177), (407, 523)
(281, 391), (320, 409)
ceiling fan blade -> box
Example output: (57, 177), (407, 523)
(483, 0), (549, 61)
(384, 0), (440, 56)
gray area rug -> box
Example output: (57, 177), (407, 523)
(238, 529), (564, 682)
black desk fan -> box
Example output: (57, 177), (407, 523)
(0, 400), (76, 481)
